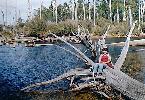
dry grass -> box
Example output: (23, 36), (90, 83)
(121, 52), (142, 77)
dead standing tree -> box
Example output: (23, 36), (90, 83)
(74, 0), (78, 21)
(52, 0), (58, 24)
(69, 0), (75, 20)
(88, 0), (91, 20)
(72, 26), (97, 61)
(82, 0), (86, 21)
(93, 0), (96, 26)
(123, 0), (126, 21)
(109, 0), (112, 22)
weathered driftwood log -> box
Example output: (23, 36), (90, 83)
(103, 25), (110, 40)
(70, 67), (145, 100)
(51, 33), (94, 66)
(72, 30), (97, 60)
(105, 67), (145, 100)
(114, 21), (136, 70)
(21, 68), (91, 91)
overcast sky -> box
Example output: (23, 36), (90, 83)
(0, 0), (68, 25)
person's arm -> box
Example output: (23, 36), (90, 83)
(103, 54), (111, 64)
(108, 54), (111, 62)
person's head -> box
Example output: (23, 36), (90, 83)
(102, 47), (108, 52)
(102, 50), (108, 54)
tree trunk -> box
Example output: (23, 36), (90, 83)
(123, 0), (126, 21)
(138, 0), (141, 31)
(109, 0), (112, 22)
(117, 6), (119, 23)
(52, 0), (57, 23)
(40, 0), (42, 19)
(28, 0), (31, 21)
(70, 0), (75, 20)
(83, 0), (86, 20)
(75, 0), (78, 21)
(88, 0), (91, 20)
(55, 0), (58, 24)
(93, 0), (96, 26)
(140, 1), (144, 25)
(128, 6), (132, 29)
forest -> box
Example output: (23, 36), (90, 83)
(1, 0), (145, 38)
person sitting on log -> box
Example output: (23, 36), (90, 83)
(99, 47), (113, 68)
(90, 63), (107, 83)
(90, 63), (106, 76)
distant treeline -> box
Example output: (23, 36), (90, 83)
(1, 0), (145, 38)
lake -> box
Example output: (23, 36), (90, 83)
(0, 38), (145, 100)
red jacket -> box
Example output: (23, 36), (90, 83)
(100, 54), (109, 62)
(99, 53), (111, 63)
(99, 53), (113, 68)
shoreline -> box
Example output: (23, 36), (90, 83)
(91, 34), (145, 40)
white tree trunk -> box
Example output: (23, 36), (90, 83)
(52, 0), (57, 23)
(52, 1), (55, 16)
(1, 11), (5, 25)
(40, 0), (42, 19)
(113, 14), (116, 22)
(117, 6), (119, 23)
(109, 0), (112, 22)
(88, 0), (91, 20)
(70, 0), (75, 20)
(28, 0), (31, 21)
(138, 0), (141, 30)
(75, 0), (78, 21)
(55, 2), (58, 24)
(93, 0), (96, 26)
(140, 1), (144, 24)
(123, 0), (126, 21)
(78, 25), (80, 35)
(83, 0), (86, 20)
(128, 6), (133, 28)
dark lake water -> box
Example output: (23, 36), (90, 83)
(0, 37), (145, 100)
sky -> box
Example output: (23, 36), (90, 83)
(0, 0), (67, 25)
